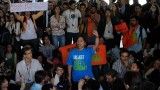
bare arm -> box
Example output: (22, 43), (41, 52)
(68, 66), (72, 82)
(13, 12), (23, 22)
(47, 59), (53, 64)
(78, 79), (85, 90)
(32, 11), (44, 20)
(79, 17), (82, 26)
(93, 30), (99, 51)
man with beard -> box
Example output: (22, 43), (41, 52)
(86, 3), (100, 44)
(127, 15), (147, 63)
(63, 0), (82, 45)
(112, 49), (132, 79)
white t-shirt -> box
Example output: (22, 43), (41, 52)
(20, 19), (37, 40)
(63, 9), (81, 33)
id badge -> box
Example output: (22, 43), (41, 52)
(27, 78), (32, 83)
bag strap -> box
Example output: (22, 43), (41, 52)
(138, 26), (143, 44)
(23, 15), (37, 31)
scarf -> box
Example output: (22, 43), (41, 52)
(115, 22), (128, 34)
(123, 24), (139, 48)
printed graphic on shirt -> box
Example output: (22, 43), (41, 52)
(73, 55), (87, 70)
(92, 54), (101, 62)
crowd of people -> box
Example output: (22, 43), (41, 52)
(0, 0), (160, 90)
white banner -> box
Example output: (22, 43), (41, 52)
(10, 2), (48, 12)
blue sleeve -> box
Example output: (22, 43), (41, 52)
(30, 84), (35, 90)
(142, 28), (147, 39)
(88, 46), (95, 56)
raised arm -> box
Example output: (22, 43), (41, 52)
(32, 11), (44, 20)
(13, 12), (23, 22)
(93, 30), (99, 51)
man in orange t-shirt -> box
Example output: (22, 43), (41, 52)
(87, 4), (100, 44)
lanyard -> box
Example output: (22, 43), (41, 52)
(26, 61), (32, 81)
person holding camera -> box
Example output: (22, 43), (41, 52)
(62, 0), (82, 45)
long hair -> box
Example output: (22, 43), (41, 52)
(150, 4), (159, 16)
(8, 13), (18, 23)
(0, 9), (6, 26)
(53, 5), (63, 15)
(111, 3), (120, 17)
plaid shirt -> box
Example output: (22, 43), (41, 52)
(112, 59), (132, 79)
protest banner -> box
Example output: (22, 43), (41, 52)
(59, 44), (76, 65)
(10, 2), (48, 12)
(59, 44), (107, 65)
(91, 45), (107, 65)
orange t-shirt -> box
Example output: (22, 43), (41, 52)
(87, 13), (99, 37)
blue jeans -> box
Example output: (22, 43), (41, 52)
(52, 34), (65, 48)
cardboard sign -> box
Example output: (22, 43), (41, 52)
(91, 45), (107, 65)
(10, 2), (48, 12)
(59, 44), (76, 65)
(59, 44), (107, 65)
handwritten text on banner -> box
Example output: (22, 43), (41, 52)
(10, 2), (48, 12)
